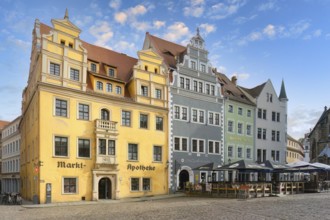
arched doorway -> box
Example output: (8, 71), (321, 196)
(98, 178), (111, 199)
(179, 170), (189, 190)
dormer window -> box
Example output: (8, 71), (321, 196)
(108, 68), (115, 77)
(60, 40), (65, 46)
(68, 43), (73, 48)
(91, 63), (97, 72)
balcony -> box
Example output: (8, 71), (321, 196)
(96, 155), (117, 166)
(95, 119), (118, 136)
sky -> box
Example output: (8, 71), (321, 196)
(0, 0), (329, 140)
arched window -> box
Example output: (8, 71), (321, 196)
(101, 109), (110, 120)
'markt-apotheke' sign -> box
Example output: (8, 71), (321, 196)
(127, 164), (156, 171)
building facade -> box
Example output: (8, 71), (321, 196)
(240, 80), (288, 164)
(302, 132), (311, 162)
(309, 106), (330, 164)
(286, 134), (304, 163)
(20, 11), (169, 204)
(1, 117), (21, 193)
(0, 120), (10, 192)
(217, 74), (256, 165)
(143, 30), (224, 192)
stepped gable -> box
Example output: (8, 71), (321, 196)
(217, 72), (255, 106)
(146, 32), (186, 68)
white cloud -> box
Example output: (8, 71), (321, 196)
(287, 20), (310, 37)
(153, 20), (166, 29)
(130, 5), (147, 16)
(248, 31), (262, 41)
(257, 0), (279, 11)
(234, 14), (257, 25)
(132, 21), (151, 32)
(114, 12), (127, 24)
(183, 0), (205, 17)
(164, 22), (190, 42)
(114, 40), (136, 52)
(89, 21), (114, 47)
(313, 29), (322, 37)
(73, 15), (93, 27)
(109, 0), (121, 10)
(200, 23), (216, 34)
(263, 24), (276, 37)
(7, 36), (30, 50)
(208, 0), (246, 20)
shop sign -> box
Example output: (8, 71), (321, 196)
(127, 164), (156, 171)
(57, 161), (86, 168)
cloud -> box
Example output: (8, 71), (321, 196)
(109, 0), (121, 10)
(114, 12), (128, 24)
(183, 0), (205, 18)
(163, 22), (190, 42)
(114, 4), (147, 26)
(208, 0), (246, 20)
(113, 40), (136, 53)
(263, 24), (276, 37)
(200, 23), (216, 34)
(130, 5), (147, 16)
(303, 29), (322, 40)
(234, 14), (257, 25)
(89, 21), (114, 47)
(73, 15), (93, 28)
(89, 2), (103, 17)
(288, 105), (323, 139)
(257, 0), (279, 11)
(132, 21), (151, 32)
(7, 36), (30, 50)
(153, 20), (166, 29)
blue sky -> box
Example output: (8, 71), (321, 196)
(0, 0), (329, 139)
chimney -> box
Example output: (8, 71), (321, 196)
(231, 76), (237, 85)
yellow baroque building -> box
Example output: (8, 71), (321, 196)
(20, 11), (169, 203)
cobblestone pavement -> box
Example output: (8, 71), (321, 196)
(1, 193), (330, 220)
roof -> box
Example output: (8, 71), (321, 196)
(308, 107), (330, 138)
(318, 144), (330, 158)
(39, 23), (137, 83)
(146, 32), (186, 68)
(216, 72), (255, 106)
(240, 82), (266, 98)
(0, 120), (10, 130)
(216, 160), (271, 171)
(279, 79), (288, 100)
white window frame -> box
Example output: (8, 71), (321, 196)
(174, 136), (189, 152)
(77, 138), (91, 159)
(191, 138), (205, 154)
(237, 146), (243, 158)
(62, 177), (78, 194)
(54, 97), (69, 118)
(208, 140), (221, 155)
(173, 105), (189, 122)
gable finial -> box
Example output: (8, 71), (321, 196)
(64, 8), (69, 19)
(197, 27), (200, 36)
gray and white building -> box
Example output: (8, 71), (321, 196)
(144, 30), (224, 192)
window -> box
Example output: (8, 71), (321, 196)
(60, 40), (65, 46)
(192, 109), (197, 122)
(144, 65), (148, 71)
(78, 139), (90, 158)
(182, 107), (188, 120)
(180, 77), (184, 88)
(174, 106), (180, 119)
(116, 86), (122, 94)
(199, 111), (204, 123)
(91, 63), (97, 72)
(198, 82), (203, 93)
(101, 109), (109, 120)
(185, 78), (190, 90)
(201, 64), (206, 72)
(55, 136), (68, 157)
(229, 105), (233, 113)
(154, 68), (158, 73)
(211, 85), (215, 96)
(206, 84), (210, 95)
(78, 104), (89, 120)
(228, 146), (233, 157)
(277, 131), (280, 142)
(141, 86), (148, 96)
(237, 123), (243, 134)
(272, 130), (276, 141)
(174, 137), (188, 151)
(209, 141), (220, 154)
(55, 99), (67, 117)
(99, 139), (106, 155)
(228, 121), (233, 132)
(156, 116), (163, 131)
(140, 114), (148, 129)
(208, 112), (214, 124)
(122, 110), (131, 126)
(263, 129), (267, 140)
(263, 109), (267, 119)
(106, 83), (112, 92)
(193, 80), (198, 92)
(50, 62), (60, 76)
(68, 43), (73, 48)
(63, 178), (77, 194)
(70, 68), (79, 81)
(247, 110), (251, 117)
(131, 178), (139, 191)
(271, 150), (275, 161)
(153, 146), (162, 162)
(272, 112), (276, 121)
(277, 113), (280, 122)
(237, 147), (242, 158)
(128, 144), (138, 160)
(155, 89), (162, 99)
(192, 139), (204, 153)
(108, 68), (115, 77)
(257, 128), (262, 139)
(108, 140), (115, 155)
(238, 107), (243, 115)
(96, 81), (103, 90)
(191, 61), (196, 70)
(246, 148), (251, 159)
(215, 114), (220, 126)
(257, 108), (262, 118)
(246, 124), (252, 135)
(143, 178), (151, 191)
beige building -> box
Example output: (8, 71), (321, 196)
(0, 120), (10, 192)
(286, 134), (304, 163)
